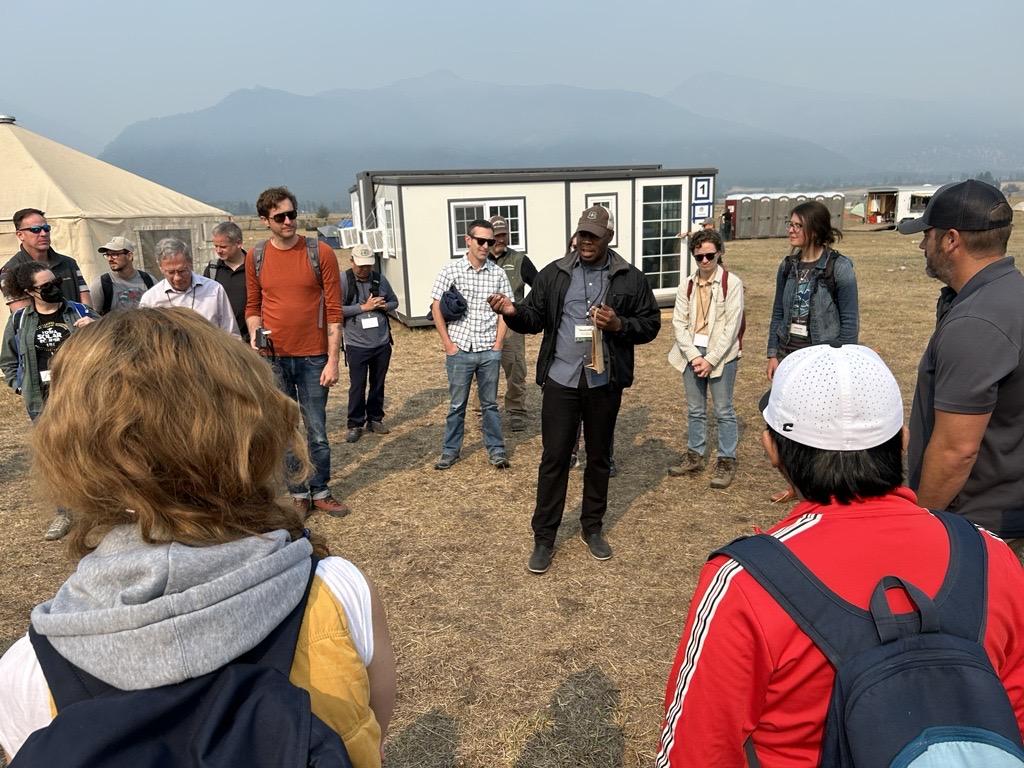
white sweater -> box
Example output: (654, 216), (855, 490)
(667, 264), (744, 379)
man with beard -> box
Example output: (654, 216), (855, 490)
(89, 236), (155, 314)
(898, 180), (1024, 553)
(488, 205), (660, 573)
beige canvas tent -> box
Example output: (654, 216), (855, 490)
(0, 115), (228, 324)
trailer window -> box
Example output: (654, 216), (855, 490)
(640, 184), (683, 289)
(449, 198), (526, 257)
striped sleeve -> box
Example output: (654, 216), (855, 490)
(656, 514), (822, 767)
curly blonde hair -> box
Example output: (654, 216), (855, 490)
(32, 308), (322, 557)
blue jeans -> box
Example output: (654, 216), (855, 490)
(443, 349), (505, 456)
(272, 355), (331, 499)
(682, 353), (738, 459)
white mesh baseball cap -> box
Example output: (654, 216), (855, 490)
(760, 344), (903, 450)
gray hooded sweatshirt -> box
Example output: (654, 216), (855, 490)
(30, 525), (313, 691)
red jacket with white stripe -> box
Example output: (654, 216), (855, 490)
(656, 488), (1024, 767)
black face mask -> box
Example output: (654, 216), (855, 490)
(38, 283), (64, 304)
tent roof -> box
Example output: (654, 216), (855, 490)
(1013, 201), (1024, 212)
(0, 120), (227, 221)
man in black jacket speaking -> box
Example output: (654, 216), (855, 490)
(488, 205), (661, 574)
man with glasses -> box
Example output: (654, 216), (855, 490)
(88, 236), (155, 314)
(2, 208), (90, 311)
(898, 180), (1024, 557)
(430, 219), (512, 471)
(244, 186), (349, 518)
(138, 237), (238, 338)
(488, 205), (660, 574)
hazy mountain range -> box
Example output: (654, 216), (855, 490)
(26, 71), (1024, 205)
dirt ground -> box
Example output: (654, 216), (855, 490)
(1, 220), (1021, 766)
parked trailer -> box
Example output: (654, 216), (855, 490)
(865, 186), (936, 228)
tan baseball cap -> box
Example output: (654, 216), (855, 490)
(489, 215), (509, 235)
(98, 236), (135, 253)
(351, 244), (375, 266)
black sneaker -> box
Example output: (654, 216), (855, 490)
(608, 457), (618, 478)
(528, 543), (554, 574)
(568, 452), (579, 470)
(367, 421), (390, 435)
(489, 452), (511, 469)
(434, 453), (459, 470)
(580, 530), (612, 560)
(345, 427), (363, 443)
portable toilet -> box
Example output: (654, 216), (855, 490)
(755, 195), (774, 238)
(772, 194), (792, 237)
(736, 195), (756, 239)
(825, 193), (845, 231)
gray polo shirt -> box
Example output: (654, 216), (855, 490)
(340, 270), (398, 349)
(548, 258), (610, 388)
(908, 256), (1024, 537)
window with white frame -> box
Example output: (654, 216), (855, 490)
(383, 201), (396, 258)
(640, 184), (683, 290)
(449, 198), (525, 256)
(584, 193), (618, 248)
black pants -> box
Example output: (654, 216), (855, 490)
(533, 375), (622, 546)
(346, 343), (392, 428)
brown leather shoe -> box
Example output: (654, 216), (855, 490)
(292, 497), (312, 519)
(312, 496), (351, 518)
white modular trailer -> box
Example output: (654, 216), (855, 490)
(865, 186), (936, 227)
(348, 165), (718, 325)
(724, 191), (845, 239)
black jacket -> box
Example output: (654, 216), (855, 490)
(504, 249), (661, 389)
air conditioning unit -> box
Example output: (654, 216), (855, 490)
(363, 229), (386, 252)
(340, 228), (362, 249)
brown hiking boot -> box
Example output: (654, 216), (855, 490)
(313, 496), (351, 518)
(710, 458), (737, 489)
(668, 450), (705, 477)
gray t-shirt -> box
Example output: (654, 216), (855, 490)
(908, 257), (1024, 537)
(88, 271), (150, 314)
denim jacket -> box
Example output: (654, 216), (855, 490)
(766, 249), (859, 358)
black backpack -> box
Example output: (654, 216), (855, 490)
(11, 556), (353, 768)
(716, 511), (1024, 767)
(99, 270), (156, 314)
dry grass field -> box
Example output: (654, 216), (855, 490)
(1, 219), (1021, 766)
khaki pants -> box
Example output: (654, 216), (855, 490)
(500, 330), (528, 419)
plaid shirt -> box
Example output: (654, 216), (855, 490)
(431, 256), (511, 352)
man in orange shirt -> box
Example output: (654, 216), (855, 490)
(245, 187), (349, 517)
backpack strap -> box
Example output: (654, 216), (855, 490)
(139, 270), (155, 289)
(100, 273), (113, 314)
(928, 510), (987, 642)
(305, 237), (325, 331)
(253, 241), (267, 279)
(721, 269), (729, 298)
(203, 260), (218, 279)
(714, 535), (882, 666)
(343, 268), (357, 307)
(236, 555), (321, 675)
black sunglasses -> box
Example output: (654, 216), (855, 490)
(34, 279), (61, 291)
(470, 236), (496, 247)
(270, 210), (298, 224)
(694, 252), (719, 262)
(18, 224), (52, 234)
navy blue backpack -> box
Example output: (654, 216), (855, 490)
(11, 556), (353, 768)
(717, 511), (1024, 767)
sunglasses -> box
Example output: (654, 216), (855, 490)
(33, 279), (61, 291)
(470, 236), (496, 247)
(270, 210), (298, 224)
(694, 252), (719, 262)
(18, 224), (51, 234)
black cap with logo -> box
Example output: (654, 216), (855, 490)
(897, 179), (1012, 235)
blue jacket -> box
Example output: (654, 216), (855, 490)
(766, 249), (859, 358)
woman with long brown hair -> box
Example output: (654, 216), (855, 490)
(765, 200), (859, 502)
(0, 308), (395, 766)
